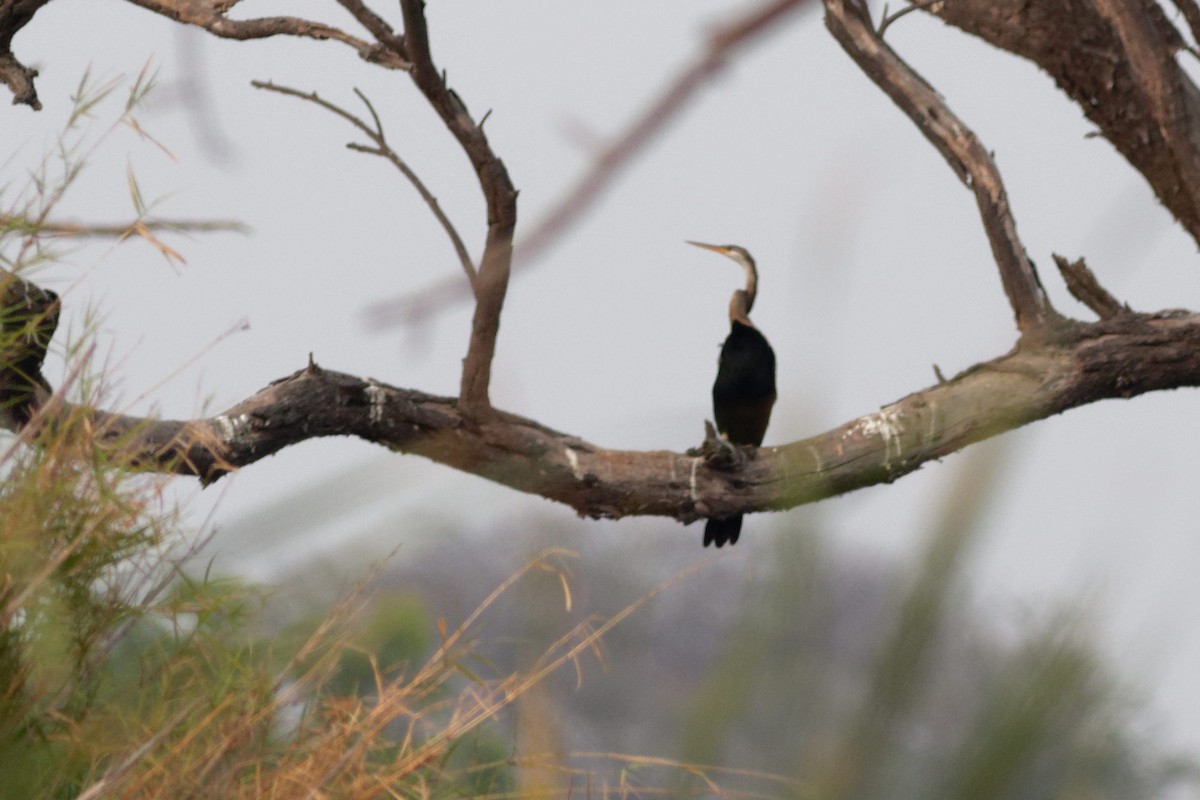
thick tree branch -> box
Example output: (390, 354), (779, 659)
(398, 0), (517, 416)
(824, 0), (1054, 332)
(1092, 0), (1200, 221)
(928, 0), (1200, 250)
(6, 307), (1194, 522)
(1170, 0), (1200, 50)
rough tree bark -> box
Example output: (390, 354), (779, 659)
(2, 0), (1200, 530)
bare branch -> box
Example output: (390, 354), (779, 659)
(823, 0), (1055, 332)
(1052, 254), (1128, 320)
(250, 80), (476, 289)
(122, 0), (410, 70)
(16, 309), (1200, 525)
(368, 0), (813, 329)
(399, 0), (517, 416)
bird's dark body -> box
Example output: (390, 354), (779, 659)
(712, 322), (776, 445)
(705, 320), (776, 547)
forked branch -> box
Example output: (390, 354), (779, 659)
(250, 80), (476, 288)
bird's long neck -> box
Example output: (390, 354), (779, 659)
(729, 290), (754, 327)
(728, 254), (758, 327)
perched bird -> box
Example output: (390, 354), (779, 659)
(688, 241), (777, 547)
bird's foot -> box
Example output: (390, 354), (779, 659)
(688, 420), (748, 471)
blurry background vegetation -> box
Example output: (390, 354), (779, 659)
(0, 392), (1194, 797)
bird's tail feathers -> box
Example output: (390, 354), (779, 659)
(704, 515), (743, 547)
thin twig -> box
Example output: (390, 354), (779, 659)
(251, 80), (476, 289)
(353, 87), (384, 138)
(824, 0), (1054, 331)
(877, 0), (940, 38)
(368, 0), (813, 329)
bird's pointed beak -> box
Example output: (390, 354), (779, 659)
(686, 240), (728, 255)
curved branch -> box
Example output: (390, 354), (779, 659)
(18, 308), (1200, 525)
(399, 0), (516, 416)
(824, 0), (1054, 331)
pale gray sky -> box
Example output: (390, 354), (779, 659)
(8, 0), (1200, 758)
